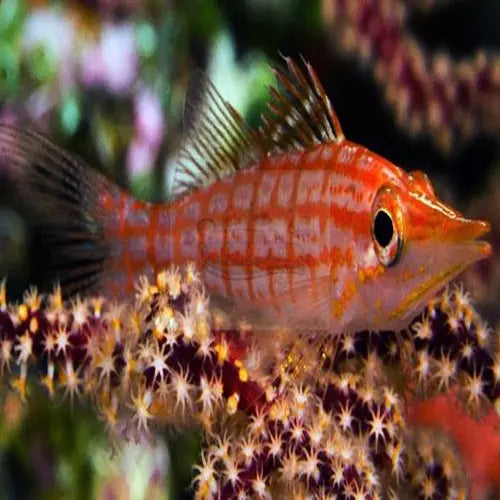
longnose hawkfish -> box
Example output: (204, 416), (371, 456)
(0, 58), (491, 335)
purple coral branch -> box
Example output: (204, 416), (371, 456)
(323, 0), (500, 151)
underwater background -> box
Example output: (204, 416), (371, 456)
(0, 0), (500, 498)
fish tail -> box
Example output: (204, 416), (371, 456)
(0, 123), (122, 296)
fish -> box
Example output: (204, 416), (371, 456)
(0, 58), (492, 335)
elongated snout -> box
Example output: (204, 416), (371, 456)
(439, 216), (492, 260)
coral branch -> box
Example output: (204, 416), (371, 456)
(323, 0), (500, 151)
(0, 267), (498, 496)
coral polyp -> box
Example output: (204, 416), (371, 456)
(0, 266), (498, 497)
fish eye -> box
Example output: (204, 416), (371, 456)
(373, 209), (394, 247)
(371, 187), (404, 267)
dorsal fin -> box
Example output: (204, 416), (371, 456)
(260, 57), (344, 154)
(171, 58), (344, 199)
(171, 75), (263, 200)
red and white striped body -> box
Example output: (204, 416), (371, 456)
(101, 140), (408, 333)
(98, 126), (491, 335)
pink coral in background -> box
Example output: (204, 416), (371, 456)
(134, 87), (165, 148)
(126, 137), (156, 177)
(80, 22), (138, 94)
(126, 87), (165, 178)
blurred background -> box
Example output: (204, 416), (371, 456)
(0, 0), (499, 498)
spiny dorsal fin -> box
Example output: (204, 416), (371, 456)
(260, 57), (344, 154)
(171, 75), (263, 200)
(171, 58), (344, 199)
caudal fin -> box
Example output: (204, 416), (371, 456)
(0, 123), (120, 296)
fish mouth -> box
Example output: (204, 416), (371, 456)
(444, 217), (492, 260)
(439, 217), (492, 288)
(466, 239), (492, 259)
(462, 219), (492, 260)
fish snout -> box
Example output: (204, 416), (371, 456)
(444, 217), (492, 259)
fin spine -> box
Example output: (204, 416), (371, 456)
(171, 57), (345, 199)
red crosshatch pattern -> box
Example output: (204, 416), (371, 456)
(98, 141), (401, 329)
